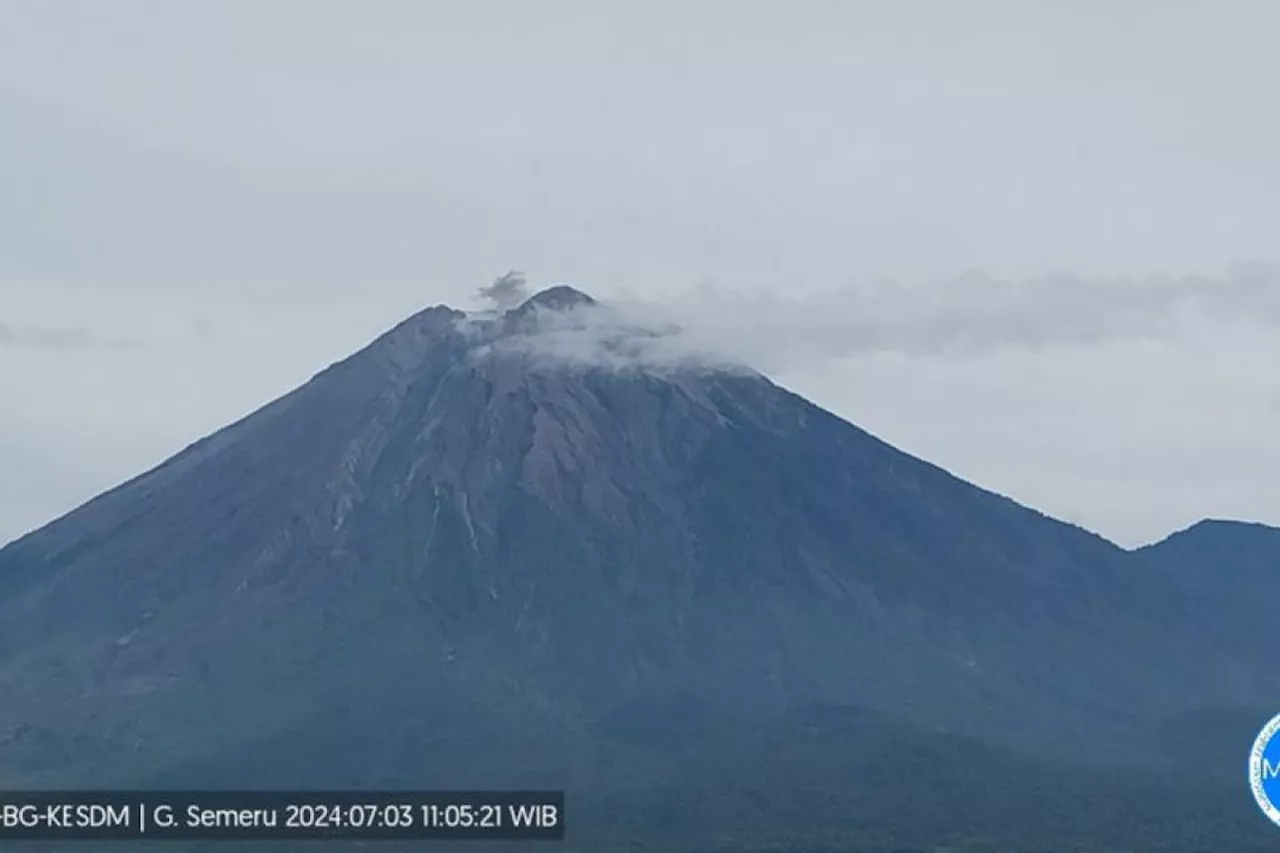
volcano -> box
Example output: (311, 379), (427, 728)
(1, 286), (1276, 849)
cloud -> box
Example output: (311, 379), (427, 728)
(454, 264), (1280, 377)
(470, 299), (745, 375)
(0, 323), (144, 352)
(625, 264), (1280, 372)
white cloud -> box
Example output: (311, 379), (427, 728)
(464, 299), (746, 375)
(468, 264), (1280, 376)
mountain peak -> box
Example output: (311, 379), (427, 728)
(515, 285), (597, 313)
(1145, 517), (1280, 550)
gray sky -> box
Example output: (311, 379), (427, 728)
(3, 1), (1279, 547)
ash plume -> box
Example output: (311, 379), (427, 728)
(475, 271), (530, 311)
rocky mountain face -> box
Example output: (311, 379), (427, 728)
(1, 286), (1277, 847)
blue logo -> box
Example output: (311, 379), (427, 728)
(1249, 713), (1280, 826)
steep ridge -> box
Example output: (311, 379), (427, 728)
(0, 287), (1274, 831)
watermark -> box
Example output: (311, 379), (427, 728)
(0, 791), (564, 841)
(1249, 713), (1280, 826)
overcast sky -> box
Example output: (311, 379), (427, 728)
(3, 1), (1279, 548)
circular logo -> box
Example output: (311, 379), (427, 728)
(1249, 713), (1280, 826)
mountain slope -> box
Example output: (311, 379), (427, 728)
(1131, 518), (1280, 782)
(0, 288), (1274, 843)
(1135, 519), (1279, 668)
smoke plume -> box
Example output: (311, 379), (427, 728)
(475, 271), (530, 311)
